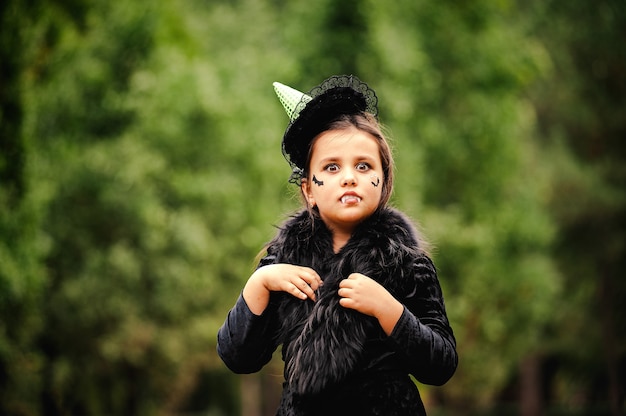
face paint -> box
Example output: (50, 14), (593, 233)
(371, 174), (380, 188)
(312, 175), (324, 186)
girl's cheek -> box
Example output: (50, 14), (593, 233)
(370, 174), (380, 188)
(312, 175), (325, 186)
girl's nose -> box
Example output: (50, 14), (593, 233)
(342, 171), (357, 186)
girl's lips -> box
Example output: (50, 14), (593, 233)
(341, 193), (361, 204)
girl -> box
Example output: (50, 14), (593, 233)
(217, 75), (457, 415)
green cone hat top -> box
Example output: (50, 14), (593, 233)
(273, 82), (312, 121)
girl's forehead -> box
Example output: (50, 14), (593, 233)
(311, 128), (379, 155)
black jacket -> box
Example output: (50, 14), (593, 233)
(218, 208), (457, 415)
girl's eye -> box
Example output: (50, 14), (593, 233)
(324, 163), (339, 172)
(356, 162), (371, 171)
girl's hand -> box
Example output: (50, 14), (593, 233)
(257, 263), (323, 301)
(243, 264), (323, 315)
(338, 273), (404, 335)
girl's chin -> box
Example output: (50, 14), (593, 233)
(335, 211), (372, 225)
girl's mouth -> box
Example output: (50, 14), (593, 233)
(341, 195), (361, 204)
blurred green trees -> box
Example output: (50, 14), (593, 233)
(0, 0), (623, 415)
(524, 1), (626, 414)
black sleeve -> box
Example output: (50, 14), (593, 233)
(216, 255), (281, 374)
(388, 255), (458, 385)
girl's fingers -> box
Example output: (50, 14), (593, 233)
(267, 264), (322, 301)
(290, 276), (317, 301)
(339, 278), (355, 289)
(290, 282), (309, 300)
(298, 267), (323, 290)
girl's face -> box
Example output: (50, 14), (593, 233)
(302, 127), (383, 236)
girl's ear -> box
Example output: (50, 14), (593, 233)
(301, 179), (316, 207)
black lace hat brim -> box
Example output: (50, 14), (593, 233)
(282, 75), (378, 183)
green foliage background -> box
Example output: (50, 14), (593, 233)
(1, 0), (624, 415)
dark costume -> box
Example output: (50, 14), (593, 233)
(217, 207), (457, 415)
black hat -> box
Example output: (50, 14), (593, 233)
(273, 75), (378, 183)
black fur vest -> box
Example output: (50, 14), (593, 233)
(264, 207), (426, 396)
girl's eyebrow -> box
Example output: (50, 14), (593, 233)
(319, 157), (340, 164)
(318, 155), (376, 164)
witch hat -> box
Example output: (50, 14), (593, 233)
(273, 82), (312, 121)
(273, 75), (378, 184)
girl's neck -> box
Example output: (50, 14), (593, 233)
(332, 231), (352, 253)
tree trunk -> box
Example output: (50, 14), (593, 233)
(599, 267), (623, 416)
(520, 354), (542, 416)
(241, 373), (262, 416)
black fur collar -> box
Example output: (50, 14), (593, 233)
(266, 207), (425, 395)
